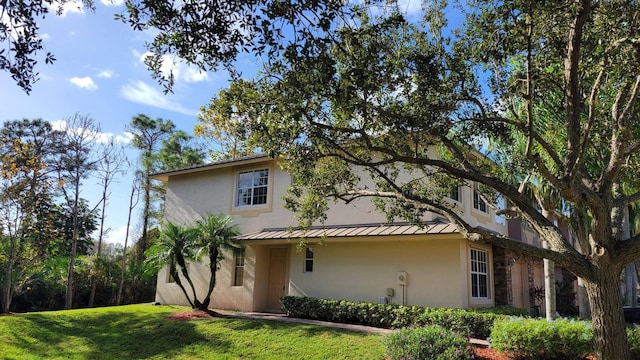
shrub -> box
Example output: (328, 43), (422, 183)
(490, 317), (593, 359)
(416, 308), (506, 339)
(385, 325), (474, 360)
(280, 295), (515, 339)
(628, 325), (640, 359)
(469, 305), (529, 317)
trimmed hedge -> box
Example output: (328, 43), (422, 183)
(490, 317), (593, 359)
(385, 325), (474, 360)
(280, 296), (524, 339)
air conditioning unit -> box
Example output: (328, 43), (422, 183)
(397, 271), (407, 285)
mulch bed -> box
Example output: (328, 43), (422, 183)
(471, 346), (596, 360)
(167, 309), (214, 321)
(471, 346), (510, 360)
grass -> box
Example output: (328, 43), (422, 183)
(0, 304), (385, 359)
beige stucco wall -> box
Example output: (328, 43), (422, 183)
(161, 158), (506, 235)
(285, 236), (494, 309)
(154, 246), (257, 311)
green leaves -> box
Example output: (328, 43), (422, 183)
(1, 0), (95, 93)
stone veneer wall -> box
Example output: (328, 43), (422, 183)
(493, 246), (509, 306)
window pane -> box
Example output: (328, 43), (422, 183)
(450, 187), (460, 202)
(470, 248), (489, 299)
(235, 169), (269, 207)
(253, 186), (268, 205)
(471, 274), (478, 298)
(479, 274), (487, 297)
(255, 169), (269, 186)
(238, 172), (253, 188)
(305, 247), (314, 272)
(233, 255), (245, 286)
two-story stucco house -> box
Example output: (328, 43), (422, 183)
(151, 154), (548, 312)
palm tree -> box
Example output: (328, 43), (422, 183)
(194, 213), (243, 311)
(144, 222), (199, 308)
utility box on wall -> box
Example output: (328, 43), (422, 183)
(397, 271), (407, 285)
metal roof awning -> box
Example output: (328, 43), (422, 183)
(238, 221), (459, 241)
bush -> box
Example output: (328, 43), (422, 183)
(490, 317), (593, 359)
(628, 325), (640, 359)
(416, 308), (504, 339)
(280, 295), (515, 338)
(385, 325), (474, 360)
(469, 305), (529, 317)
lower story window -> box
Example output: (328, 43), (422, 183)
(233, 254), (244, 286)
(470, 248), (489, 299)
(304, 247), (314, 272)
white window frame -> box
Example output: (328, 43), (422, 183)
(232, 254), (244, 286)
(470, 248), (489, 299)
(235, 168), (269, 207)
(448, 186), (462, 203)
(473, 189), (488, 213)
(304, 247), (314, 273)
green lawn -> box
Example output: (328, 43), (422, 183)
(0, 304), (385, 359)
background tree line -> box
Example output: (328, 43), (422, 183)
(0, 114), (203, 312)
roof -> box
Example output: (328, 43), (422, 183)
(150, 154), (270, 181)
(238, 221), (459, 240)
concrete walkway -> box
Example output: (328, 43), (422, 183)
(220, 310), (392, 335)
(219, 310), (490, 346)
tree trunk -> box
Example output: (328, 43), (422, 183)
(138, 176), (151, 263)
(585, 268), (631, 360)
(171, 267), (195, 308)
(117, 183), (137, 305)
(65, 180), (81, 310)
(623, 206), (638, 307)
(541, 207), (556, 320)
(1, 240), (14, 313)
(89, 182), (109, 308)
(577, 277), (591, 319)
(200, 248), (219, 310)
(543, 244), (556, 320)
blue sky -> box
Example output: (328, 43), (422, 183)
(0, 0), (433, 247)
(0, 0), (257, 246)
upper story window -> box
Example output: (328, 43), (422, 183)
(236, 169), (269, 207)
(470, 248), (489, 299)
(448, 186), (461, 203)
(473, 189), (487, 213)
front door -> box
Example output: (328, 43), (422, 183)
(267, 248), (288, 310)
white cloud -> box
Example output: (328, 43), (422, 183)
(120, 80), (198, 116)
(49, 0), (85, 16)
(397, 0), (421, 17)
(104, 224), (134, 246)
(139, 51), (209, 83)
(70, 76), (98, 90)
(100, 0), (125, 6)
(49, 120), (132, 144)
(94, 131), (133, 144)
(97, 69), (116, 78)
(40, 33), (51, 40)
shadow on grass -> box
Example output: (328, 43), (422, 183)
(225, 317), (375, 338)
(9, 309), (231, 359)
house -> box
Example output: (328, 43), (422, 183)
(151, 154), (551, 313)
